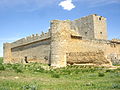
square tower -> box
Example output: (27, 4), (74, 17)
(93, 14), (108, 40)
(71, 14), (108, 40)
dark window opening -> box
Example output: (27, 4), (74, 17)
(24, 56), (28, 63)
(114, 44), (116, 48)
(100, 32), (102, 34)
(85, 32), (87, 35)
(99, 17), (102, 20)
(71, 35), (82, 40)
(44, 56), (48, 60)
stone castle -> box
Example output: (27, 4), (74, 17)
(3, 14), (120, 67)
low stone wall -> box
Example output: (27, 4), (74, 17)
(66, 51), (110, 65)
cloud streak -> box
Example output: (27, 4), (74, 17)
(59, 0), (75, 11)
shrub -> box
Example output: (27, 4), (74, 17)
(105, 69), (111, 72)
(0, 64), (5, 71)
(85, 82), (94, 86)
(22, 84), (37, 90)
(98, 72), (105, 77)
(112, 84), (120, 89)
(12, 64), (23, 73)
(33, 66), (44, 73)
(51, 73), (60, 78)
(15, 68), (23, 73)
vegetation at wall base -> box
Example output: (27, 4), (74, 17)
(0, 57), (3, 64)
(0, 63), (120, 90)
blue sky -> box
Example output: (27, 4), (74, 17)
(0, 0), (120, 56)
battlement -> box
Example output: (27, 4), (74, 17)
(74, 14), (106, 21)
(112, 39), (120, 42)
(11, 31), (50, 48)
(111, 39), (120, 44)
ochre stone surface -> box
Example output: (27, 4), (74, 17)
(3, 14), (120, 67)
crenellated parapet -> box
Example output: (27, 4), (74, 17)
(111, 39), (120, 43)
(11, 31), (50, 48)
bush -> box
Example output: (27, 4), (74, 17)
(105, 69), (111, 72)
(51, 73), (60, 78)
(5, 64), (13, 70)
(98, 72), (105, 77)
(12, 64), (23, 73)
(22, 84), (37, 90)
(85, 82), (94, 86)
(33, 66), (44, 73)
(112, 84), (120, 89)
(15, 68), (23, 73)
(0, 64), (5, 71)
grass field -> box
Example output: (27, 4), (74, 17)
(0, 62), (120, 90)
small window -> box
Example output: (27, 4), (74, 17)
(99, 17), (102, 20)
(100, 32), (102, 34)
(85, 32), (87, 35)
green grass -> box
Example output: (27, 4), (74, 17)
(0, 63), (120, 90)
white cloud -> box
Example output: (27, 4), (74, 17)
(59, 0), (75, 11)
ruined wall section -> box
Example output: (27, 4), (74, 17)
(109, 39), (120, 65)
(67, 51), (109, 65)
(71, 15), (95, 39)
(66, 37), (120, 65)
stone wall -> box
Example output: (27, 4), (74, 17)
(71, 15), (95, 39)
(3, 32), (51, 64)
(66, 36), (120, 65)
(49, 19), (120, 66)
(11, 39), (50, 63)
(3, 43), (12, 63)
(67, 51), (109, 65)
(71, 14), (107, 40)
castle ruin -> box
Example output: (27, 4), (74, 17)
(3, 14), (120, 67)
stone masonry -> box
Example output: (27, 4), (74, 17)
(3, 14), (120, 67)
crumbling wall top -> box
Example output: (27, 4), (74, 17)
(11, 31), (50, 48)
